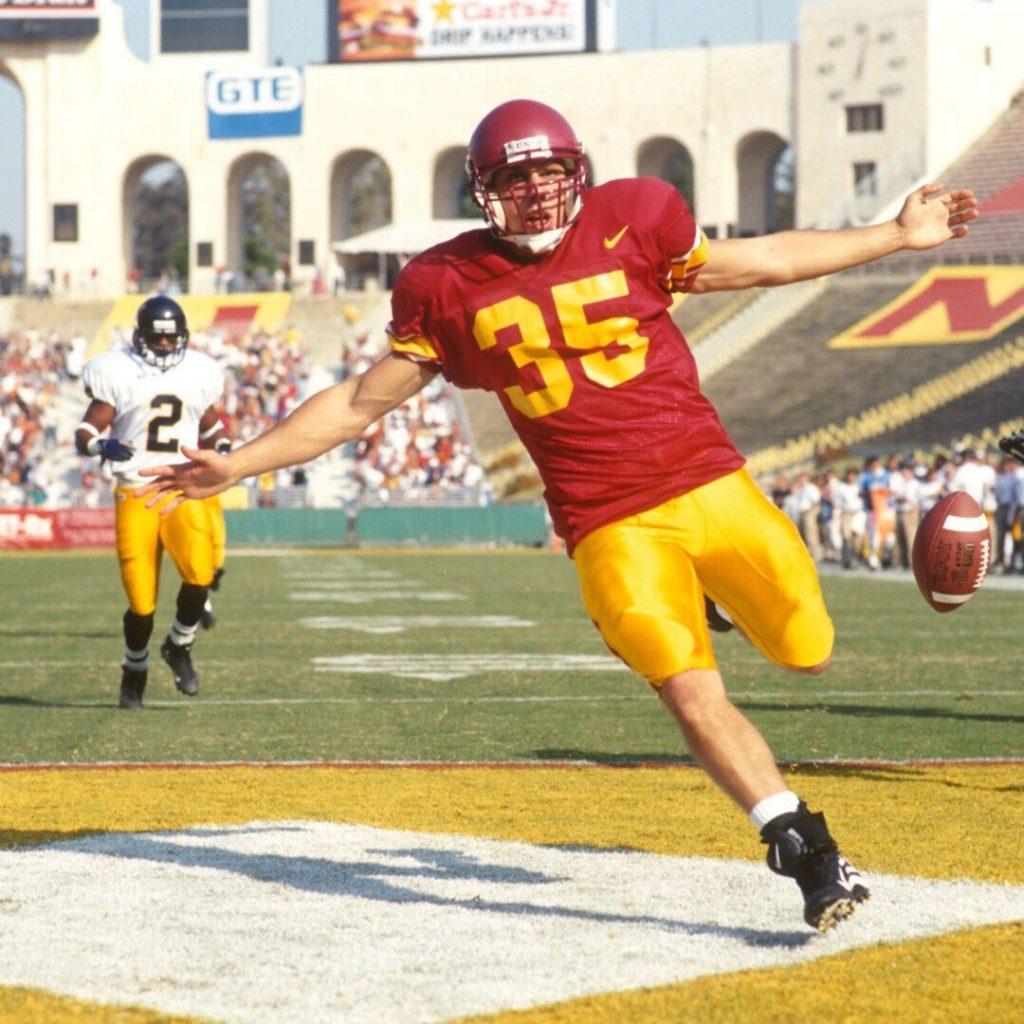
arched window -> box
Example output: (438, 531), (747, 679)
(736, 132), (792, 235)
(227, 153), (292, 289)
(123, 156), (189, 292)
(637, 137), (695, 208)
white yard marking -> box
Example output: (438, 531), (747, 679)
(288, 591), (467, 604)
(290, 580), (433, 591)
(282, 571), (399, 581)
(1, 822), (1022, 1024)
(311, 653), (630, 681)
(298, 615), (535, 635)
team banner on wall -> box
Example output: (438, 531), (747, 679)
(207, 67), (304, 140)
(0, 508), (114, 550)
(330, 1), (594, 62)
(0, 0), (98, 36)
(828, 266), (1024, 348)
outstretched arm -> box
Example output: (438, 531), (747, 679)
(692, 184), (978, 292)
(136, 353), (437, 509)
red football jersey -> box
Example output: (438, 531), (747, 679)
(388, 177), (745, 551)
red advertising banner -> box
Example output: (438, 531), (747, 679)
(330, 0), (593, 63)
(0, 1), (98, 39)
(0, 1), (96, 16)
(0, 508), (114, 549)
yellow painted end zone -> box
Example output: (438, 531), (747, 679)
(2, 763), (1021, 1024)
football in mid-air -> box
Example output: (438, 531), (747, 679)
(911, 491), (991, 612)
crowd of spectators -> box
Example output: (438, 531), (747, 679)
(767, 448), (1024, 573)
(1, 311), (487, 510)
(340, 329), (488, 504)
(0, 327), (88, 508)
(0, 319), (313, 509)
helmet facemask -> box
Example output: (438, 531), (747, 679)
(132, 323), (189, 371)
(470, 155), (588, 255)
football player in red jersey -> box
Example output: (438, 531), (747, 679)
(138, 99), (978, 930)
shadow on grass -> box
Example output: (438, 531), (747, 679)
(0, 628), (119, 640)
(0, 695), (178, 712)
(532, 749), (696, 766)
(737, 700), (1024, 726)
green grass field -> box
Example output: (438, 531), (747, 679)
(2, 548), (1021, 765)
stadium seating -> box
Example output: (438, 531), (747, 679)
(703, 269), (1024, 462)
(880, 89), (1024, 270)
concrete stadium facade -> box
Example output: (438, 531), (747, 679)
(0, 0), (1021, 297)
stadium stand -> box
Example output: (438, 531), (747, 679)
(0, 288), (489, 511)
(0, 327), (84, 507)
(671, 287), (765, 346)
(705, 269), (1024, 460)
(878, 88), (1024, 270)
(338, 300), (488, 505)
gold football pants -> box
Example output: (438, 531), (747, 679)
(114, 487), (216, 616)
(205, 494), (226, 572)
(574, 469), (834, 684)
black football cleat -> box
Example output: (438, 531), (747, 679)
(118, 668), (147, 710)
(704, 596), (735, 634)
(200, 606), (216, 630)
(761, 802), (870, 932)
(160, 636), (200, 697)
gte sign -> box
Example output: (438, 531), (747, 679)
(206, 67), (303, 140)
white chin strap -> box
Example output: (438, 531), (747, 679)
(505, 226), (571, 254)
(499, 192), (583, 255)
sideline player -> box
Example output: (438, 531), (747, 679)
(138, 100), (977, 928)
(76, 295), (229, 709)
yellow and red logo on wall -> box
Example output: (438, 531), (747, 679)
(88, 292), (293, 361)
(828, 266), (1024, 348)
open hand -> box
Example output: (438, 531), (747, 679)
(135, 446), (235, 514)
(896, 184), (978, 250)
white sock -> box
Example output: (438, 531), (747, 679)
(170, 619), (198, 648)
(123, 646), (148, 673)
(749, 790), (801, 830)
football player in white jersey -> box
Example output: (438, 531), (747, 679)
(75, 295), (230, 709)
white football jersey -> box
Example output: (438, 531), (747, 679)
(83, 346), (225, 484)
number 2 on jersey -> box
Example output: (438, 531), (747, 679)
(146, 394), (183, 453)
(471, 270), (648, 419)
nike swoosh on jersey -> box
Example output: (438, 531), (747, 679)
(603, 226), (629, 250)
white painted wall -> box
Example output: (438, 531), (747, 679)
(2, 0), (1022, 297)
(797, 0), (1024, 227)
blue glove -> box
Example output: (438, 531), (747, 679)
(97, 438), (134, 462)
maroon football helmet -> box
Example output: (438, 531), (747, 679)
(466, 99), (588, 253)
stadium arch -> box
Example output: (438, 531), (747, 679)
(735, 130), (792, 236)
(330, 149), (393, 241)
(122, 155), (189, 293)
(636, 137), (696, 209)
(226, 152), (292, 289)
(432, 146), (474, 220)
(331, 149), (394, 288)
(0, 61), (24, 295)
